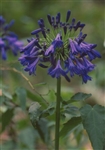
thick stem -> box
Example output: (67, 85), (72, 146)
(55, 77), (61, 150)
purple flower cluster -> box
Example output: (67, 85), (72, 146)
(19, 10), (101, 83)
(0, 16), (23, 60)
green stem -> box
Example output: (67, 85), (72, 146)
(55, 77), (61, 150)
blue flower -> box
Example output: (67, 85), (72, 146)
(69, 39), (78, 55)
(65, 58), (77, 77)
(81, 74), (92, 83)
(19, 10), (101, 83)
(3, 20), (15, 31)
(0, 38), (7, 60)
(19, 54), (28, 66)
(31, 28), (42, 35)
(24, 57), (40, 75)
(4, 35), (23, 56)
(0, 16), (23, 60)
(66, 10), (71, 22)
(20, 39), (38, 54)
(45, 33), (63, 55)
(48, 60), (70, 82)
(0, 16), (5, 26)
(82, 57), (95, 71)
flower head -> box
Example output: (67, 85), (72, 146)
(0, 16), (23, 60)
(19, 11), (101, 83)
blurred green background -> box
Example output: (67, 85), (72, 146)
(0, 0), (105, 149)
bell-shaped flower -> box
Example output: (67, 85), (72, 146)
(24, 57), (40, 75)
(45, 33), (63, 55)
(0, 38), (7, 60)
(48, 60), (70, 82)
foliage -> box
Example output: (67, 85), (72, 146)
(80, 104), (105, 150)
(1, 84), (105, 149)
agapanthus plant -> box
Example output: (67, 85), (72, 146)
(19, 10), (101, 150)
(0, 16), (23, 60)
(19, 10), (101, 83)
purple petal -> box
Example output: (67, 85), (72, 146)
(1, 47), (7, 60)
(48, 59), (70, 82)
(66, 10), (71, 22)
(24, 57), (39, 75)
(47, 14), (52, 25)
(69, 39), (78, 55)
(81, 74), (92, 83)
(57, 13), (61, 23)
(31, 28), (42, 35)
(83, 57), (95, 71)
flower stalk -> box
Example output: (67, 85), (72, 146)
(55, 77), (61, 150)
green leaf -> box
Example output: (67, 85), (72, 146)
(48, 89), (56, 101)
(0, 141), (15, 150)
(43, 89), (56, 102)
(18, 127), (37, 149)
(15, 87), (27, 110)
(26, 89), (47, 108)
(2, 90), (13, 99)
(0, 84), (8, 90)
(1, 108), (14, 132)
(28, 102), (42, 126)
(69, 92), (92, 103)
(17, 119), (29, 130)
(73, 124), (83, 144)
(35, 118), (50, 144)
(61, 89), (74, 100)
(63, 105), (80, 116)
(0, 96), (5, 105)
(41, 102), (55, 118)
(60, 116), (82, 138)
(80, 104), (105, 150)
(28, 103), (51, 144)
